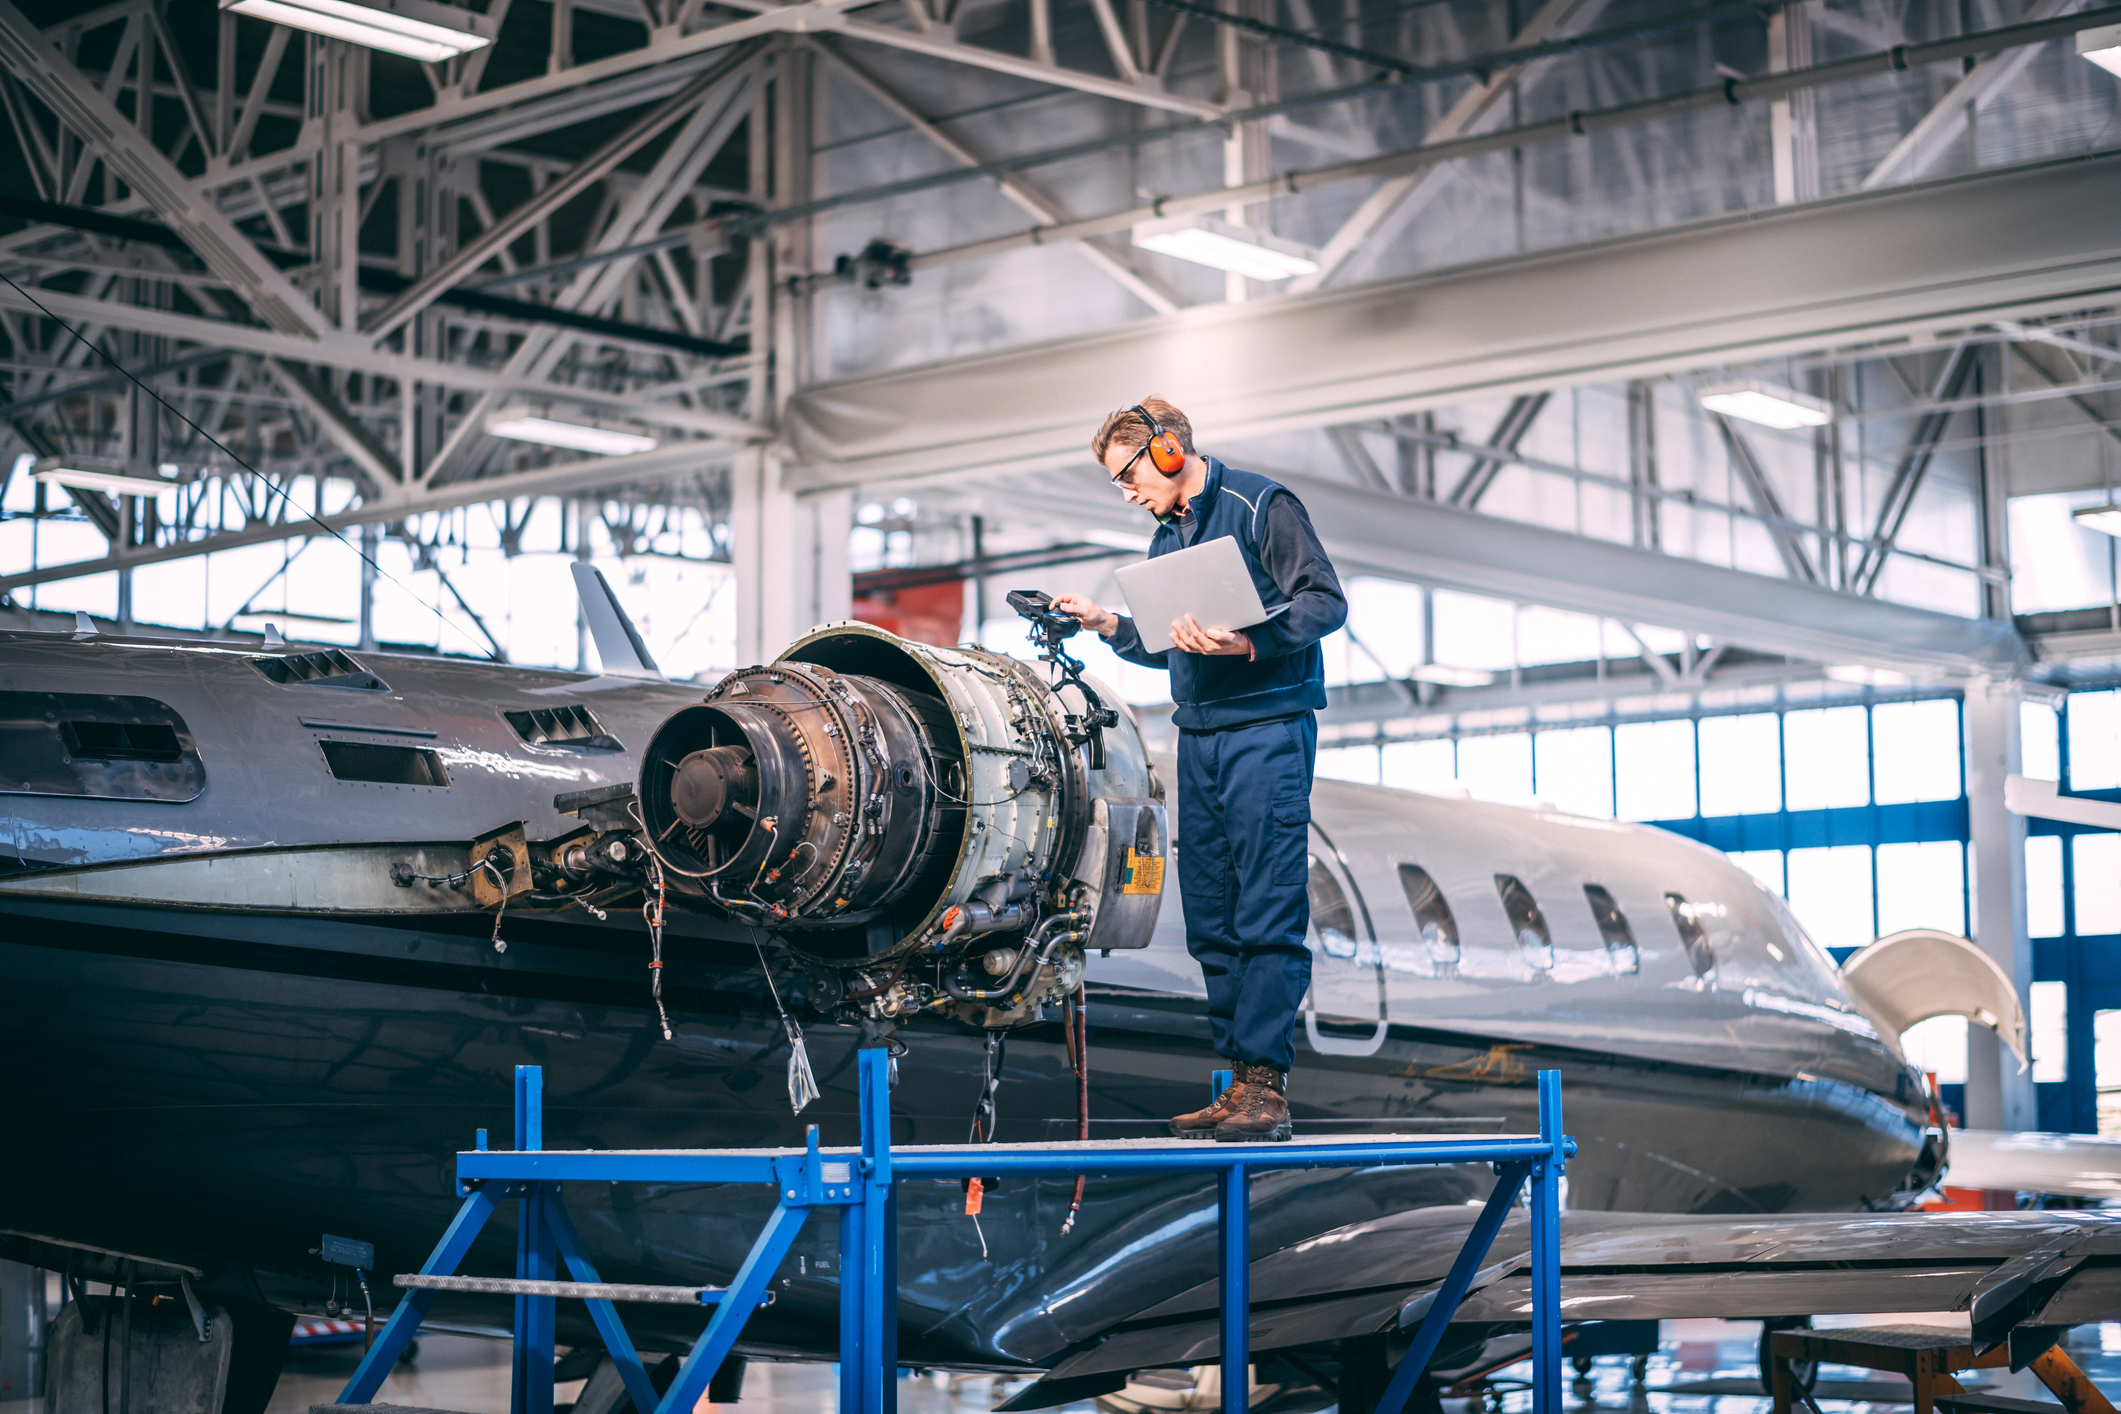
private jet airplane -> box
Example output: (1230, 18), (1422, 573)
(2, 573), (2117, 1414)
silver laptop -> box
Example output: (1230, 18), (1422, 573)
(1114, 537), (1292, 655)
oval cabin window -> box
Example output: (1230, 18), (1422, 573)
(1665, 892), (1717, 976)
(1583, 884), (1640, 974)
(1397, 864), (1460, 963)
(1494, 874), (1554, 969)
(1307, 854), (1357, 958)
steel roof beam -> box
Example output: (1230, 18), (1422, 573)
(1019, 466), (2028, 674)
(812, 38), (1184, 315)
(0, 282), (763, 438)
(778, 149), (2121, 492)
(0, 438), (735, 596)
(0, 0), (329, 342)
(361, 45), (760, 345)
(1713, 414), (1820, 585)
(1860, 0), (2078, 192)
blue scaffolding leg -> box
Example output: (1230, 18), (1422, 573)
(1371, 1070), (1567, 1414)
(839, 1197), (864, 1413)
(854, 1048), (896, 1414)
(543, 1199), (662, 1414)
(1529, 1070), (1564, 1414)
(656, 1203), (810, 1414)
(1219, 1163), (1249, 1414)
(337, 1189), (498, 1404)
(513, 1066), (557, 1414)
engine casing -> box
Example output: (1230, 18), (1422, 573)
(636, 624), (1163, 1022)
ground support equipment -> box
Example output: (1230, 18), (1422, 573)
(1769, 1325), (2118, 1414)
(331, 1056), (1573, 1414)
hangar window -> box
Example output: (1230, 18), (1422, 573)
(320, 740), (450, 788)
(1665, 892), (1717, 976)
(1307, 855), (1357, 958)
(0, 692), (204, 802)
(1397, 864), (1459, 963)
(1494, 874), (1553, 969)
(1583, 884), (1639, 974)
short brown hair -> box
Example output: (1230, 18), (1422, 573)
(1092, 396), (1194, 463)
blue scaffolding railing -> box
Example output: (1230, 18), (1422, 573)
(335, 1054), (1573, 1414)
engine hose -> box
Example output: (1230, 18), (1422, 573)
(943, 915), (1086, 1003)
(845, 953), (911, 1001)
(1062, 982), (1089, 1236)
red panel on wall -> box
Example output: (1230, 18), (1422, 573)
(852, 579), (963, 647)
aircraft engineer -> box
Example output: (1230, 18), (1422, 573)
(1055, 398), (1348, 1143)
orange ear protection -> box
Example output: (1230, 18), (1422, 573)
(1131, 404), (1187, 478)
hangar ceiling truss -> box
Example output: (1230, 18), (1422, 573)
(0, 0), (2113, 676)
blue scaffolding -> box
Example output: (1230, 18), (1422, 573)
(335, 1055), (1573, 1414)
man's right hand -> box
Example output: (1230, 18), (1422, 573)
(1052, 593), (1118, 636)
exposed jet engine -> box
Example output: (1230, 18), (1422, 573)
(586, 615), (1167, 1030)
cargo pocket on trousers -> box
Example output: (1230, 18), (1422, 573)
(1271, 794), (1311, 885)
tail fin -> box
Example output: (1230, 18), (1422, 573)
(569, 562), (663, 679)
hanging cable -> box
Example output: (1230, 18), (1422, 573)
(748, 929), (819, 1114)
(643, 857), (673, 1039)
(1061, 982), (1090, 1235)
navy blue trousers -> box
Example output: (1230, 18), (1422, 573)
(1175, 712), (1316, 1073)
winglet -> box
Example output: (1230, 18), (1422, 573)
(262, 623), (287, 650)
(71, 611), (96, 641)
(569, 563), (663, 680)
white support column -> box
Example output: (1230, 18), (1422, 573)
(731, 449), (851, 665)
(729, 41), (848, 666)
(1964, 677), (2035, 1132)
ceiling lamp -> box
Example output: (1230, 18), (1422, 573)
(1408, 664), (1494, 687)
(2072, 503), (2121, 537)
(1697, 380), (1833, 430)
(486, 407), (659, 457)
(31, 457), (176, 497)
(219, 0), (492, 63)
(1825, 664), (1910, 687)
(1132, 215), (1321, 282)
(2079, 20), (2121, 77)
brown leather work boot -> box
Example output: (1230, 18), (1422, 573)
(1169, 1073), (1245, 1140)
(1214, 1065), (1292, 1142)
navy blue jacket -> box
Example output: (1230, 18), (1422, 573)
(1107, 458), (1348, 731)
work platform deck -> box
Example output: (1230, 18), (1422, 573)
(334, 1055), (1576, 1414)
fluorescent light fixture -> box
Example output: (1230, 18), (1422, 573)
(486, 407), (658, 457)
(220, 0), (491, 63)
(2073, 503), (2121, 537)
(31, 456), (175, 497)
(2079, 21), (2121, 77)
(1825, 664), (1910, 687)
(1409, 664), (1495, 687)
(1132, 215), (1320, 282)
(1698, 380), (1833, 430)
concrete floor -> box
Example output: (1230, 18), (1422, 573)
(3, 1317), (2113, 1414)
(248, 1316), (2121, 1414)
(261, 1335), (1085, 1414)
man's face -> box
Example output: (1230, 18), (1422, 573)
(1102, 439), (1186, 519)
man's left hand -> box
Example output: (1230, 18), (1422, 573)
(1170, 613), (1252, 657)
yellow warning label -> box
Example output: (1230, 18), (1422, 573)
(1121, 850), (1165, 895)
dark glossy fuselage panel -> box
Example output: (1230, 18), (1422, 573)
(0, 895), (1925, 1370)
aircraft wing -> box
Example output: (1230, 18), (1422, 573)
(1033, 1207), (2121, 1385)
(1947, 1129), (2121, 1200)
